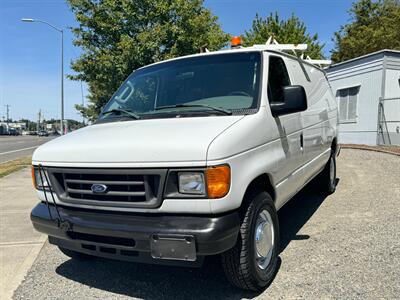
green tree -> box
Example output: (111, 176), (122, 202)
(331, 0), (400, 62)
(68, 0), (229, 121)
(243, 13), (325, 59)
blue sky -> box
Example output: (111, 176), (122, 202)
(0, 0), (352, 121)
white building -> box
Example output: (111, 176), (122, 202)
(326, 49), (400, 145)
(9, 122), (26, 130)
(0, 122), (27, 135)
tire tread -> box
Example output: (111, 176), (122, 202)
(221, 191), (277, 291)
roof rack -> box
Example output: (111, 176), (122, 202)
(301, 54), (332, 67)
(249, 36), (308, 52)
(227, 36), (332, 67)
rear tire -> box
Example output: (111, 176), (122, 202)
(58, 247), (94, 261)
(221, 191), (279, 291)
(318, 152), (337, 195)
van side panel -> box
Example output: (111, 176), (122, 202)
(206, 107), (305, 213)
(207, 53), (308, 212)
(286, 58), (338, 185)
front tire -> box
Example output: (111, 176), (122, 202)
(221, 191), (279, 291)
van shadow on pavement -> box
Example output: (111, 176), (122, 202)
(55, 180), (334, 299)
(278, 179), (338, 253)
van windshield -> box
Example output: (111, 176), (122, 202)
(99, 52), (261, 121)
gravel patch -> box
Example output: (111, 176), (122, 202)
(14, 149), (400, 299)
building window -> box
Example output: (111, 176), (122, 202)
(337, 86), (360, 123)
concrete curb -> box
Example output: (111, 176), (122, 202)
(340, 145), (400, 156)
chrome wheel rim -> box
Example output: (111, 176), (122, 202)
(329, 158), (335, 187)
(254, 210), (274, 269)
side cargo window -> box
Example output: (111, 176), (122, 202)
(267, 56), (291, 103)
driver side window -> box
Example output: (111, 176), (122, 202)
(267, 56), (291, 103)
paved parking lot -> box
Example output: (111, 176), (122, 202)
(13, 149), (400, 299)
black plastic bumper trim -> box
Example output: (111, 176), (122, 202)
(31, 203), (239, 260)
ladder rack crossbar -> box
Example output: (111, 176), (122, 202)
(250, 44), (308, 51)
(304, 59), (332, 65)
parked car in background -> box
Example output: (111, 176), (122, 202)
(30, 38), (338, 291)
(38, 130), (49, 137)
(8, 128), (20, 136)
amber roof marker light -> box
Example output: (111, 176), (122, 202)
(230, 36), (242, 49)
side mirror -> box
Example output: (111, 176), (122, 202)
(270, 85), (307, 117)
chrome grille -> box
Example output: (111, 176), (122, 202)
(47, 168), (167, 209)
(64, 173), (146, 202)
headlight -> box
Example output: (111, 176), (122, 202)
(31, 166), (50, 190)
(178, 172), (205, 195)
(164, 165), (230, 199)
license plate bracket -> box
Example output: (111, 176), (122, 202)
(150, 234), (196, 261)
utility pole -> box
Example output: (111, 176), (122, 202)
(22, 18), (64, 135)
(80, 80), (85, 125)
(61, 28), (64, 134)
(37, 109), (41, 133)
(4, 104), (10, 125)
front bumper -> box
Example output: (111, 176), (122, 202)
(31, 203), (239, 265)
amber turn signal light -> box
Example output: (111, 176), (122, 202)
(31, 165), (36, 188)
(206, 165), (230, 199)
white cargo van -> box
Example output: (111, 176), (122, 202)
(30, 38), (338, 291)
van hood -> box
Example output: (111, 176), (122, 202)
(33, 116), (244, 164)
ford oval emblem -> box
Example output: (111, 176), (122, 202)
(91, 184), (108, 194)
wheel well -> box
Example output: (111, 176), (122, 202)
(242, 174), (276, 206)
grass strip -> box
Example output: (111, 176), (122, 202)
(0, 156), (32, 178)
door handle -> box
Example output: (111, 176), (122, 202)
(300, 133), (304, 150)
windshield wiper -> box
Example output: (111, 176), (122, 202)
(101, 108), (140, 119)
(155, 104), (232, 115)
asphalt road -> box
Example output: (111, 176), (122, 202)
(13, 149), (400, 299)
(0, 136), (53, 163)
